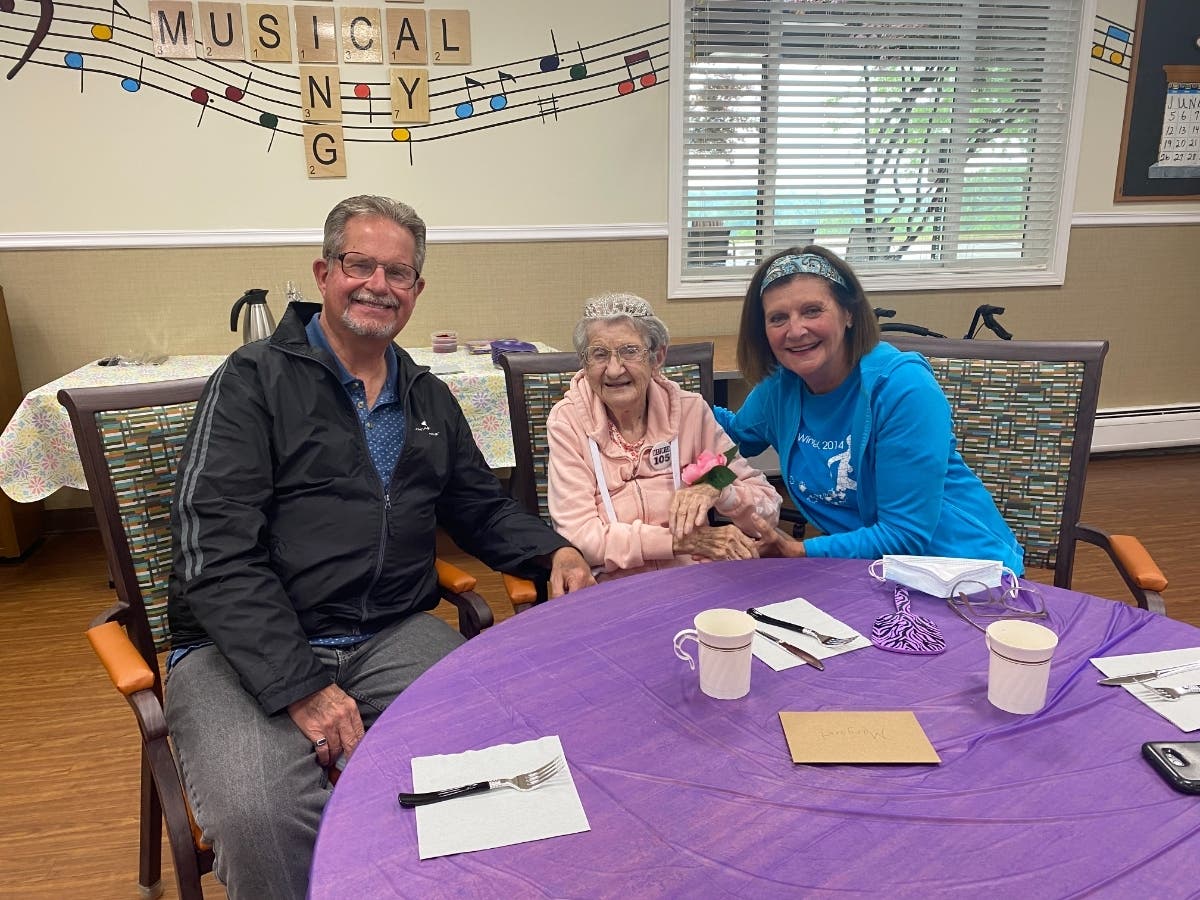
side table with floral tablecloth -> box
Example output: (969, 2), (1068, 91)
(402, 342), (557, 470)
(0, 345), (552, 503)
(0, 356), (228, 503)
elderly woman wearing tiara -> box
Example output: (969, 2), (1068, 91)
(718, 246), (1024, 570)
(546, 293), (781, 580)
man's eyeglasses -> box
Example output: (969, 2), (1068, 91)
(582, 344), (650, 367)
(947, 578), (1048, 633)
(335, 251), (420, 290)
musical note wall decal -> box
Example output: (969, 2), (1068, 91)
(90, 0), (131, 42)
(491, 70), (516, 111)
(1092, 23), (1131, 66)
(455, 75), (486, 118)
(569, 42), (587, 81)
(617, 49), (656, 95)
(259, 111), (279, 151)
(120, 56), (142, 92)
(1088, 15), (1134, 84)
(1, 3), (671, 166)
(225, 71), (251, 102)
(64, 50), (84, 92)
(354, 82), (374, 122)
(391, 127), (414, 165)
(190, 86), (209, 126)
(540, 29), (559, 73)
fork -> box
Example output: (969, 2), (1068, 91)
(746, 607), (856, 646)
(1146, 683), (1200, 702)
(397, 756), (563, 807)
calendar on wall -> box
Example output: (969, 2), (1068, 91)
(1115, 0), (1200, 201)
(1148, 66), (1200, 180)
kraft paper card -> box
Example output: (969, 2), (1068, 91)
(779, 711), (941, 764)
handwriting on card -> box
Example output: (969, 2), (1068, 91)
(779, 711), (940, 764)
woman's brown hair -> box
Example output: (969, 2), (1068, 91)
(736, 245), (880, 385)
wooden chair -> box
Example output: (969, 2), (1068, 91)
(883, 336), (1168, 614)
(58, 377), (494, 900)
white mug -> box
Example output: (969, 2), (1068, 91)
(673, 608), (756, 700)
(985, 620), (1058, 714)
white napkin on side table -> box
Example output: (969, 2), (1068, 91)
(1090, 647), (1200, 733)
(752, 597), (871, 671)
(411, 734), (589, 859)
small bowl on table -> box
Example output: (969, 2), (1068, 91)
(431, 331), (458, 353)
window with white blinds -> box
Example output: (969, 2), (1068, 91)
(669, 0), (1090, 296)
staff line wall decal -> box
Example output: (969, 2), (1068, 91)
(1, 0), (669, 173)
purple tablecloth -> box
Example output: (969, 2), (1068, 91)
(311, 558), (1200, 898)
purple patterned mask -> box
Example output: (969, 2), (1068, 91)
(871, 586), (946, 655)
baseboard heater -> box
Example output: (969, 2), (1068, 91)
(1092, 404), (1200, 454)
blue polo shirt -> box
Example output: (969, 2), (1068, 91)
(305, 313), (407, 486)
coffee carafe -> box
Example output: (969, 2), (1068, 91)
(230, 288), (277, 344)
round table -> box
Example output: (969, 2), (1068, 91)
(311, 558), (1200, 898)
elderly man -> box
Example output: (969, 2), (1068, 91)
(165, 195), (593, 898)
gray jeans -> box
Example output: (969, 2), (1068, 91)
(164, 612), (464, 900)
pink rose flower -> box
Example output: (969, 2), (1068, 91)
(681, 450), (727, 486)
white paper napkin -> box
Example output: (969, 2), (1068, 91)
(411, 735), (589, 859)
(752, 597), (871, 672)
(1090, 646), (1200, 733)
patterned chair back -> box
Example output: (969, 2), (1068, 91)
(59, 378), (210, 677)
(501, 343), (714, 523)
(884, 337), (1107, 587)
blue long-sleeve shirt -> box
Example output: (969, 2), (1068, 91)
(715, 342), (1024, 572)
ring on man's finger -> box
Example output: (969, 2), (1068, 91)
(314, 737), (328, 749)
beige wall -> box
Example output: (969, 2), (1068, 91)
(2, 222), (1197, 405)
(1, 223), (1197, 511)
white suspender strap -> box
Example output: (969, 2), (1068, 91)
(589, 436), (680, 523)
(588, 438), (618, 524)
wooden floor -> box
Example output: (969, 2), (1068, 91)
(0, 452), (1196, 898)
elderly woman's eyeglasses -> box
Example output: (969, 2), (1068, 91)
(583, 344), (650, 367)
(947, 577), (1048, 633)
(335, 251), (420, 290)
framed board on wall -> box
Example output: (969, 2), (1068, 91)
(1115, 0), (1200, 201)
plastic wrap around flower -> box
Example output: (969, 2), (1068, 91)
(681, 448), (738, 490)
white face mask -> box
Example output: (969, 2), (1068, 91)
(868, 555), (1013, 599)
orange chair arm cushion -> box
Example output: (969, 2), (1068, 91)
(188, 803), (211, 851)
(435, 558), (477, 594)
(86, 622), (156, 695)
(503, 574), (538, 605)
(1108, 535), (1168, 592)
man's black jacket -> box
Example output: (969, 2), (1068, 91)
(168, 302), (569, 714)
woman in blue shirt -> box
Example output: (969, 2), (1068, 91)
(716, 245), (1023, 571)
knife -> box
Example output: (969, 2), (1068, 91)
(1097, 659), (1200, 686)
(755, 629), (825, 670)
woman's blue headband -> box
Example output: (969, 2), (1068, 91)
(760, 253), (849, 296)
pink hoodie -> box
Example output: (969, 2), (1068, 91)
(546, 370), (781, 579)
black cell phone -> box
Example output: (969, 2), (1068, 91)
(1141, 741), (1200, 795)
